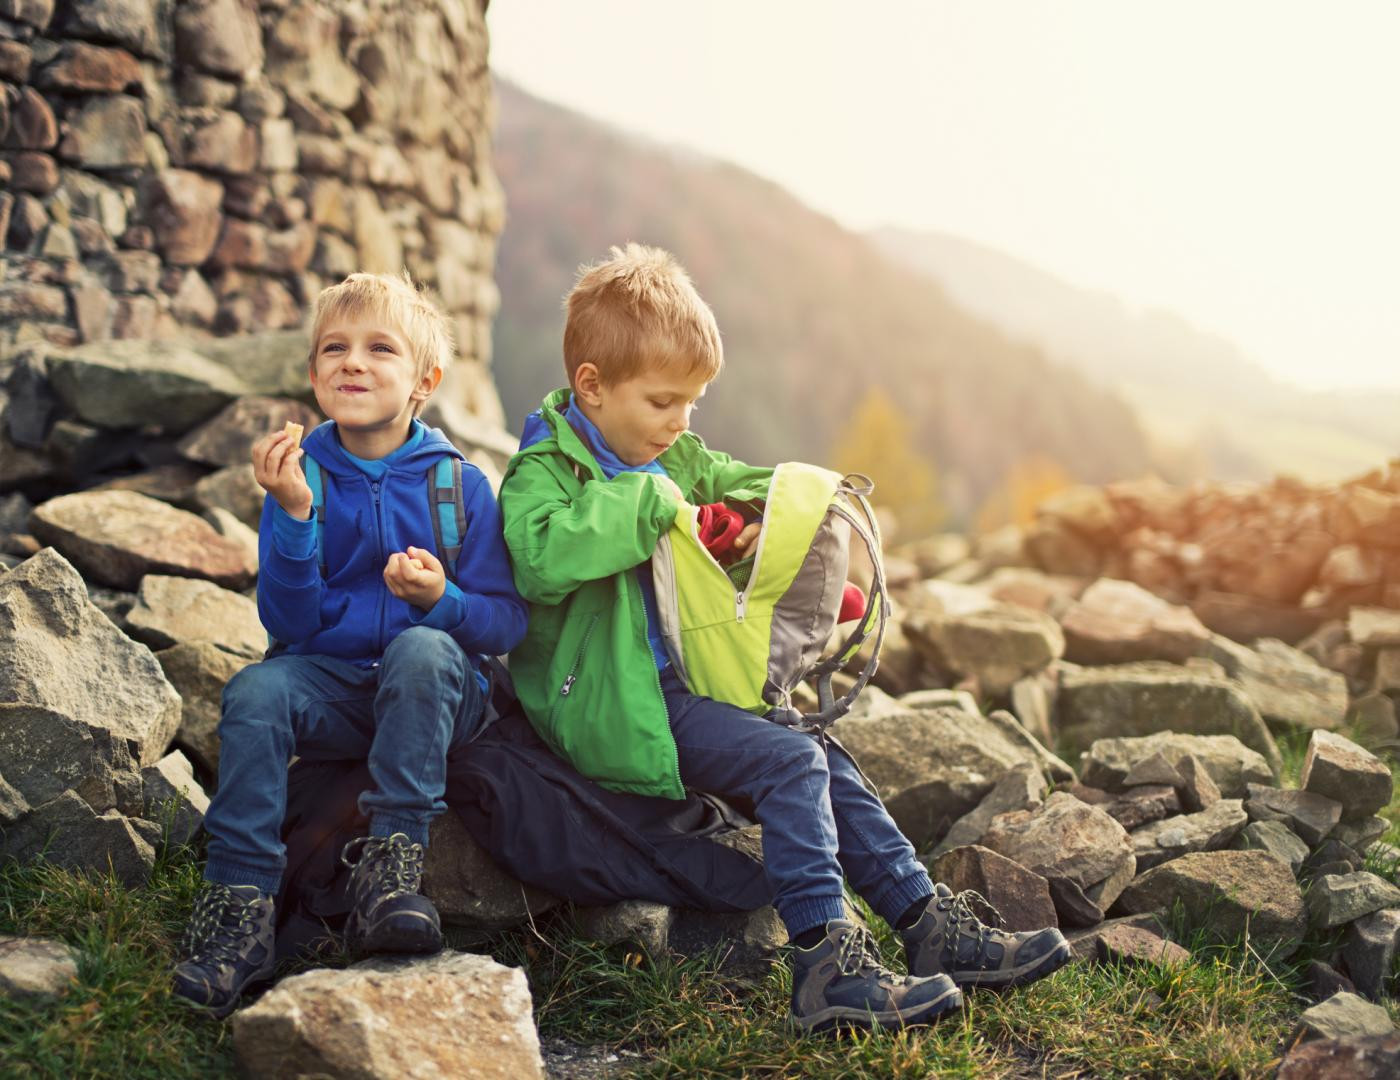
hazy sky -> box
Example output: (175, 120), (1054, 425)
(487, 1), (1399, 393)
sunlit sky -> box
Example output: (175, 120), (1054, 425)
(487, 0), (1399, 392)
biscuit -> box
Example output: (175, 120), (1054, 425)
(283, 421), (304, 447)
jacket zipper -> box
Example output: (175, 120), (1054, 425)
(371, 478), (386, 657)
(559, 614), (600, 696)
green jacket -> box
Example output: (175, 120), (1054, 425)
(500, 388), (774, 799)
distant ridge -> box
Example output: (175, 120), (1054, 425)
(490, 79), (1153, 523)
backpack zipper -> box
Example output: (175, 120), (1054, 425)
(559, 614), (600, 696)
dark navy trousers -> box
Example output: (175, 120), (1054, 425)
(203, 626), (486, 895)
(661, 667), (933, 937)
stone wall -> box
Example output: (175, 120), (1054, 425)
(0, 0), (503, 424)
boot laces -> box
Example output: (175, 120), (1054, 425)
(340, 835), (425, 898)
(939, 889), (1005, 963)
(183, 884), (264, 966)
(833, 924), (885, 978)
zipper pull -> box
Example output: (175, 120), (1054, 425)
(560, 674), (576, 696)
(735, 592), (747, 622)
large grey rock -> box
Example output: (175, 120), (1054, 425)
(1058, 663), (1281, 776)
(1233, 819), (1310, 874)
(192, 463), (264, 531)
(1301, 730), (1394, 823)
(668, 905), (790, 980)
(980, 791), (1135, 909)
(1331, 817), (1389, 853)
(30, 491), (258, 591)
(1115, 850), (1306, 956)
(156, 641), (253, 777)
(1349, 607), (1400, 648)
(1342, 908), (1400, 1001)
(1080, 732), (1274, 798)
(1307, 873), (1400, 930)
(194, 331), (313, 401)
(231, 952), (544, 1080)
(1243, 784), (1342, 846)
(1129, 799), (1248, 871)
(422, 813), (560, 935)
(1099, 784), (1181, 831)
(1093, 923), (1191, 970)
(1276, 1034), (1400, 1079)
(1200, 635), (1348, 731)
(176, 395), (320, 469)
(829, 689), (1042, 849)
(1295, 991), (1397, 1041)
(903, 600), (1064, 696)
(45, 340), (248, 432)
(2, 789), (155, 886)
(1059, 578), (1211, 664)
(125, 574), (264, 658)
(0, 549), (181, 782)
(933, 762), (1047, 855)
(927, 845), (1058, 932)
(140, 749), (208, 847)
(0, 935), (78, 1003)
(572, 900), (673, 959)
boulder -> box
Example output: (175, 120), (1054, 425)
(1200, 635), (1348, 731)
(1048, 876), (1105, 930)
(44, 340), (248, 432)
(1057, 663), (1281, 776)
(0, 935), (77, 1003)
(572, 900), (673, 959)
(1233, 820), (1310, 874)
(124, 574), (265, 658)
(1301, 731), (1394, 823)
(1063, 913), (1161, 962)
(1099, 785), (1181, 831)
(1093, 923), (1191, 970)
(176, 395), (320, 469)
(1331, 817), (1389, 852)
(193, 464), (264, 530)
(1342, 908), (1400, 1001)
(231, 952), (544, 1080)
(979, 792), (1135, 910)
(1306, 873), (1400, 930)
(1294, 991), (1397, 1041)
(668, 905), (790, 980)
(422, 813), (560, 936)
(1059, 578), (1211, 664)
(156, 641), (254, 777)
(926, 845), (1058, 932)
(1, 789), (155, 886)
(140, 749), (208, 847)
(1349, 607), (1400, 648)
(1120, 751), (1185, 789)
(829, 690), (1042, 850)
(0, 549), (181, 779)
(1128, 799), (1248, 871)
(1243, 784), (1341, 846)
(1114, 850), (1306, 956)
(1079, 733), (1273, 799)
(29, 491), (257, 591)
(1276, 1034), (1400, 1079)
(1175, 754), (1222, 813)
(933, 762), (1047, 855)
(903, 601), (1064, 696)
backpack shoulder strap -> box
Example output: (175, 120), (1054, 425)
(428, 455), (465, 579)
(302, 454), (328, 579)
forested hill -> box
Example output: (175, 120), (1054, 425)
(490, 79), (1152, 525)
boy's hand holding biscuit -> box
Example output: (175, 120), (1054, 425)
(384, 546), (446, 610)
(252, 423), (313, 520)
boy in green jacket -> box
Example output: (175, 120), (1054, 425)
(500, 244), (1069, 1032)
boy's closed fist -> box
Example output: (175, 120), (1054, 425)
(384, 546), (446, 610)
(251, 429), (313, 520)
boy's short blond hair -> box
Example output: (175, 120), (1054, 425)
(309, 271), (454, 389)
(564, 243), (723, 387)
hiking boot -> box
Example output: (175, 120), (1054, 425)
(171, 883), (277, 1019)
(789, 919), (963, 1033)
(341, 833), (442, 956)
(901, 883), (1071, 989)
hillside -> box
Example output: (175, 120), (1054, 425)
(490, 80), (1153, 526)
(871, 228), (1400, 483)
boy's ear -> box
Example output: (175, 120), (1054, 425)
(573, 362), (604, 406)
(413, 365), (444, 401)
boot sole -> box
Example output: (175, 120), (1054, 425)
(348, 909), (444, 956)
(172, 959), (278, 1021)
(790, 983), (964, 1033)
(952, 937), (1073, 990)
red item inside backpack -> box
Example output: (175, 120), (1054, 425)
(838, 582), (867, 624)
(696, 502), (746, 559)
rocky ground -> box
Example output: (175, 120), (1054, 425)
(3, 336), (1400, 1076)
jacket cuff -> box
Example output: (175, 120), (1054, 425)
(414, 580), (467, 631)
(271, 504), (317, 561)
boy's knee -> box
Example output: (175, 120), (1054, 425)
(383, 626), (461, 672)
(767, 727), (828, 780)
(219, 663), (293, 732)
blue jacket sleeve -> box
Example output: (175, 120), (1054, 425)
(410, 466), (528, 656)
(256, 495), (325, 643)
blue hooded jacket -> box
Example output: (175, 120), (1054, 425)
(258, 420), (528, 671)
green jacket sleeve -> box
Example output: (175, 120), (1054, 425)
(689, 446), (774, 507)
(501, 454), (682, 606)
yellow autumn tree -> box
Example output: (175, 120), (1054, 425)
(974, 454), (1072, 533)
(828, 386), (945, 539)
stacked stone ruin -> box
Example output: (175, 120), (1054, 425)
(1, 0), (504, 425)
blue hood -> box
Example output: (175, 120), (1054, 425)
(301, 419), (464, 476)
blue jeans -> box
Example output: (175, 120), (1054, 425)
(661, 668), (933, 937)
(203, 626), (487, 895)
